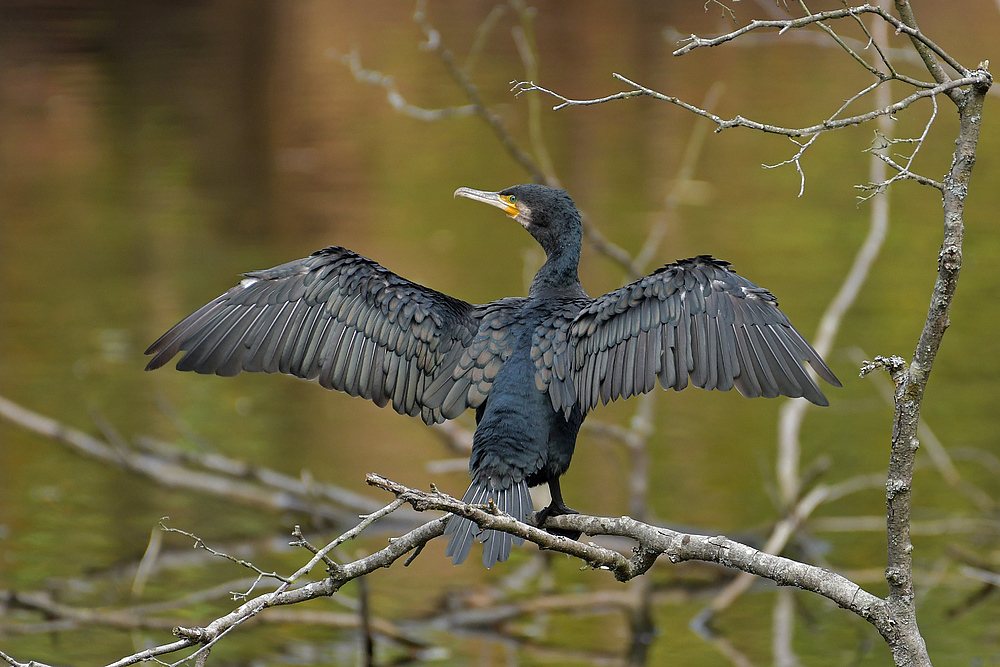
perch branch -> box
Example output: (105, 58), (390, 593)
(364, 474), (915, 646)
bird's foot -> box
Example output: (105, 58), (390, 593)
(534, 502), (582, 541)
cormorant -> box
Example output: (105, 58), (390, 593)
(145, 184), (841, 567)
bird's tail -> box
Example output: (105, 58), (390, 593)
(443, 479), (533, 567)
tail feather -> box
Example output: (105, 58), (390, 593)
(443, 484), (487, 566)
(444, 480), (533, 567)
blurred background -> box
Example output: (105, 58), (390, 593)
(2, 1), (999, 664)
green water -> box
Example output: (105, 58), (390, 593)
(2, 2), (999, 665)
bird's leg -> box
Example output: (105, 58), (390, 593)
(534, 478), (582, 540)
(545, 476), (578, 516)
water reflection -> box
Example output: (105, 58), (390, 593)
(2, 1), (999, 665)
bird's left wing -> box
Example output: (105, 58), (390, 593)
(145, 246), (482, 424)
(568, 255), (841, 412)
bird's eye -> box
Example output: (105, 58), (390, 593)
(504, 195), (516, 204)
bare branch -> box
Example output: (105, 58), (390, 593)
(516, 72), (987, 137)
(870, 7), (991, 660)
(668, 19), (929, 90)
(160, 522), (292, 589)
(0, 650), (56, 667)
(462, 4), (506, 76)
(673, 3), (970, 78)
(613, 72), (983, 136)
(696, 481), (831, 624)
(277, 498), (408, 590)
(761, 78), (883, 196)
(796, 0), (892, 80)
(0, 395), (418, 530)
(364, 474), (902, 638)
(857, 95), (943, 199)
(328, 49), (477, 121)
(413, 0), (546, 183)
(512, 79), (648, 111)
(706, 0), (739, 24)
(510, 1), (559, 185)
(288, 525), (336, 569)
(95, 512), (447, 667)
(892, 0), (964, 103)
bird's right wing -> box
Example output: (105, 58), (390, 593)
(568, 255), (841, 411)
(145, 246), (488, 425)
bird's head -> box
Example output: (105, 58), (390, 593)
(454, 184), (582, 259)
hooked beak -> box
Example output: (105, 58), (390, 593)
(454, 187), (519, 218)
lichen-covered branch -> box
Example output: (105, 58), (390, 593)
(366, 475), (904, 639)
(878, 47), (990, 667)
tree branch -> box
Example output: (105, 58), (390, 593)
(877, 43), (991, 667)
(413, 0), (546, 183)
(365, 474), (908, 637)
(672, 3), (970, 78)
(328, 48), (477, 121)
(519, 72), (985, 137)
(0, 394), (422, 531)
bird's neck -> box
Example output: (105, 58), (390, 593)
(529, 238), (582, 296)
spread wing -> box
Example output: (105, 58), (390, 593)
(569, 255), (841, 411)
(146, 246), (498, 424)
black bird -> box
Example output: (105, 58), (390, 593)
(145, 184), (840, 567)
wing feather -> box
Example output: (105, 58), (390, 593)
(146, 246), (487, 424)
(569, 255), (840, 411)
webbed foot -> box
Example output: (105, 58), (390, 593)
(534, 479), (582, 540)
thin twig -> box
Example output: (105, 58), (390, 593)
(0, 650), (56, 667)
(765, 77), (879, 195)
(463, 4), (506, 75)
(673, 4), (970, 77)
(329, 48), (477, 121)
(776, 16), (893, 505)
(510, 0), (559, 186)
(276, 498), (408, 594)
(516, 72), (986, 138)
(413, 0), (545, 182)
(857, 95), (943, 198)
(290, 525), (339, 570)
(160, 522), (293, 587)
